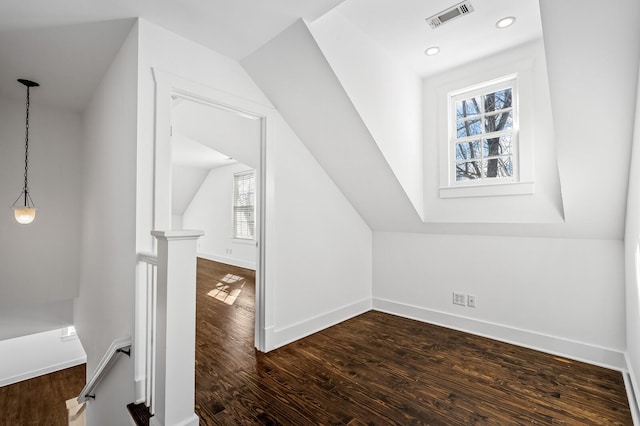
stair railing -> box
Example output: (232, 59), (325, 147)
(77, 336), (132, 403)
(136, 252), (158, 415)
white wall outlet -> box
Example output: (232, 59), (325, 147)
(453, 292), (466, 306)
(467, 295), (476, 308)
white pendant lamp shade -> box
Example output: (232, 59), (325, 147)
(14, 207), (36, 224)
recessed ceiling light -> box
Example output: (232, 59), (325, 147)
(496, 16), (516, 29)
(424, 46), (440, 56)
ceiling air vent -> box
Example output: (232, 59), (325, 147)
(426, 1), (474, 29)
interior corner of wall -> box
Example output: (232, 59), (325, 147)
(410, 191), (425, 222)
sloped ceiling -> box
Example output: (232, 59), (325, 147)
(243, 20), (421, 230)
(170, 98), (260, 217)
(244, 0), (640, 239)
(1, 0), (638, 239)
(0, 0), (345, 61)
(0, 1), (345, 110)
(0, 19), (134, 111)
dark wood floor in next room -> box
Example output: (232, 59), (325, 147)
(0, 364), (85, 426)
(195, 258), (632, 425)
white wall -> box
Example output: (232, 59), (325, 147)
(309, 11), (424, 219)
(373, 232), (626, 369)
(75, 22), (138, 426)
(624, 65), (640, 407)
(0, 300), (73, 341)
(0, 96), (81, 336)
(136, 19), (272, 254)
(0, 328), (86, 387)
(183, 163), (257, 270)
(270, 119), (372, 347)
(137, 19), (372, 353)
(170, 164), (209, 224)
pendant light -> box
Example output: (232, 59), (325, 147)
(11, 79), (39, 225)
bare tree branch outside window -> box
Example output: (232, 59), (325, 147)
(453, 84), (515, 183)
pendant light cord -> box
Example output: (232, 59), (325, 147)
(23, 85), (30, 205)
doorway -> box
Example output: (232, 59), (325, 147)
(152, 68), (270, 351)
(170, 97), (260, 272)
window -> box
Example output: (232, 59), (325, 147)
(233, 170), (256, 240)
(61, 325), (77, 341)
(450, 75), (518, 186)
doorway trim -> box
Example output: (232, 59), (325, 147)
(151, 67), (272, 351)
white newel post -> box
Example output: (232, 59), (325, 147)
(151, 230), (203, 426)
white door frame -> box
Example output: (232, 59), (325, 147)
(151, 68), (272, 351)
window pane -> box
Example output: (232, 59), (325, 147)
(456, 141), (481, 160)
(233, 170), (256, 239)
(484, 156), (513, 178)
(498, 156), (513, 177)
(456, 161), (482, 181)
(457, 119), (482, 138)
(484, 110), (513, 133)
(483, 136), (512, 157)
(456, 97), (481, 119)
(484, 88), (512, 112)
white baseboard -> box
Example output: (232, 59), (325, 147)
(197, 252), (256, 270)
(0, 356), (86, 387)
(373, 297), (626, 371)
(625, 354), (640, 425)
(269, 298), (371, 351)
(151, 413), (199, 426)
(134, 378), (145, 404)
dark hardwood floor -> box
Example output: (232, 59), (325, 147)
(0, 364), (85, 426)
(195, 258), (633, 425)
(1, 259), (630, 425)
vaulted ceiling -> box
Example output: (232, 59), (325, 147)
(0, 0), (344, 110)
(1, 0), (639, 240)
(0, 0), (538, 110)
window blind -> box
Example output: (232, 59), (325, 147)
(233, 170), (255, 239)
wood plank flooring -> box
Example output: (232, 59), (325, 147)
(195, 258), (633, 425)
(0, 364), (85, 426)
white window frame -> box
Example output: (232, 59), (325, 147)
(232, 170), (256, 240)
(449, 75), (518, 186)
(438, 67), (535, 199)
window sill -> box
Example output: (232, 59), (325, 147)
(232, 238), (256, 245)
(439, 181), (534, 199)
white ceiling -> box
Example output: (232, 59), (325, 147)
(171, 133), (237, 170)
(172, 99), (261, 169)
(0, 0), (541, 110)
(0, 0), (344, 111)
(335, 0), (543, 77)
(0, 0), (343, 59)
(0, 0), (345, 61)
(0, 19), (134, 110)
(170, 98), (259, 215)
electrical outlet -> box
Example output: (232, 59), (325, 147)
(453, 292), (466, 306)
(467, 295), (476, 308)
